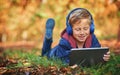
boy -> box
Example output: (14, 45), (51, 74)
(42, 8), (110, 64)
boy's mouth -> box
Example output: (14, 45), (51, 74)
(78, 36), (86, 40)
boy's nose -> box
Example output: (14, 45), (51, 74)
(79, 30), (84, 34)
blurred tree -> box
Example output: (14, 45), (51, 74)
(117, 24), (120, 42)
(19, 0), (29, 9)
(0, 0), (120, 49)
(114, 0), (120, 41)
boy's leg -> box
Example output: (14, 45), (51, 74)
(42, 18), (55, 56)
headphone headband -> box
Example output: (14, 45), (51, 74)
(66, 8), (93, 24)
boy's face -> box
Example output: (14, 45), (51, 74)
(72, 19), (90, 43)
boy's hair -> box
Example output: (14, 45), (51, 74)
(69, 9), (92, 26)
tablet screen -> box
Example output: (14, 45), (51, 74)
(69, 47), (109, 67)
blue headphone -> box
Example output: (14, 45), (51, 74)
(66, 8), (95, 35)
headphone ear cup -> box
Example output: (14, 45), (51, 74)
(90, 21), (95, 33)
(66, 24), (73, 35)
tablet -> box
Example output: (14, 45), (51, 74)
(69, 47), (109, 67)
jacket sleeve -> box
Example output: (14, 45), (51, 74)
(91, 34), (101, 47)
(48, 38), (72, 63)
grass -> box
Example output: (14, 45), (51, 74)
(3, 49), (67, 69)
(82, 53), (120, 75)
(1, 48), (120, 75)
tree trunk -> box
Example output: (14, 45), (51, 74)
(0, 33), (4, 53)
(118, 24), (120, 42)
(0, 33), (2, 42)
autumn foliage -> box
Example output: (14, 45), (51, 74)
(0, 0), (120, 74)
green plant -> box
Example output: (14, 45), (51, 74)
(82, 53), (120, 75)
(4, 49), (67, 69)
(98, 53), (120, 75)
(3, 49), (120, 75)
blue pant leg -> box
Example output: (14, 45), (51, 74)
(42, 18), (55, 57)
(42, 37), (52, 56)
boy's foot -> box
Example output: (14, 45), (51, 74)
(45, 18), (55, 39)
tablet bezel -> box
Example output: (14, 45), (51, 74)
(69, 47), (109, 66)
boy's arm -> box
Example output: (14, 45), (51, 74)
(48, 38), (71, 63)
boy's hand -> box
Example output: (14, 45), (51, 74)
(70, 64), (78, 69)
(103, 51), (110, 61)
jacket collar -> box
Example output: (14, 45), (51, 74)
(61, 29), (92, 48)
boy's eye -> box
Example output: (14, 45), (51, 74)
(83, 27), (89, 30)
(75, 28), (80, 31)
